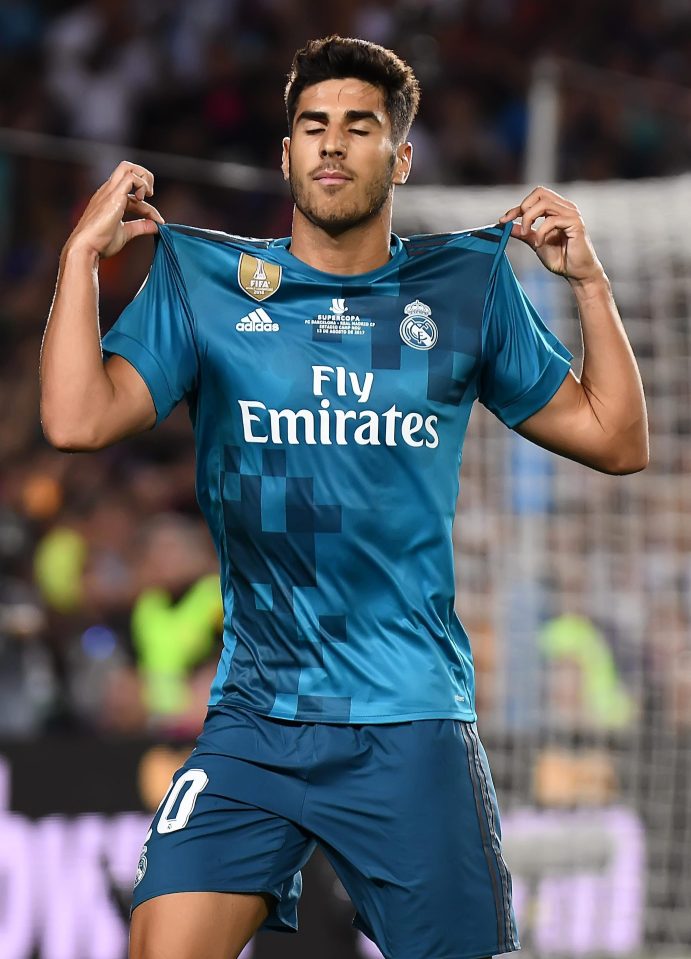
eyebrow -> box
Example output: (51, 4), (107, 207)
(295, 109), (383, 127)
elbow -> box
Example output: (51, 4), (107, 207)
(42, 428), (99, 453)
(41, 412), (103, 453)
(597, 415), (649, 475)
(600, 438), (649, 475)
(605, 452), (649, 475)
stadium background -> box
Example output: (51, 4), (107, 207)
(1, 1), (690, 957)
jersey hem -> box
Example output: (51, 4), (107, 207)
(209, 700), (478, 724)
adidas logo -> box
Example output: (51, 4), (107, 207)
(236, 307), (279, 332)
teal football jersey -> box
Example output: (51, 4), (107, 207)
(102, 220), (572, 723)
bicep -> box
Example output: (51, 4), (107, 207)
(99, 354), (157, 445)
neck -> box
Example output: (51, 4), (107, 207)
(288, 200), (394, 275)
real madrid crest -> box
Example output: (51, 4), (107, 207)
(238, 254), (282, 302)
(134, 843), (148, 888)
(400, 299), (438, 350)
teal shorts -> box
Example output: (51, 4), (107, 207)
(132, 705), (519, 959)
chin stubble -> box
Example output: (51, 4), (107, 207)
(289, 152), (396, 235)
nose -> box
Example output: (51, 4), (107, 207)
(319, 132), (346, 158)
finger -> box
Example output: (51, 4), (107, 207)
(124, 173), (150, 203)
(130, 165), (154, 197)
(534, 215), (568, 247)
(499, 204), (523, 223)
(110, 164), (154, 199)
(125, 196), (165, 224)
(135, 166), (154, 197)
(522, 185), (575, 210)
(121, 216), (162, 243)
(518, 196), (576, 236)
(129, 177), (148, 203)
(110, 160), (154, 193)
(517, 200), (545, 236)
(530, 196), (575, 219)
(502, 198), (551, 232)
(500, 187), (545, 222)
(500, 188), (575, 224)
(509, 225), (540, 250)
(536, 185), (574, 208)
(127, 172), (150, 200)
(107, 169), (147, 203)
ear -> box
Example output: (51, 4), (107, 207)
(281, 137), (291, 181)
(392, 141), (413, 185)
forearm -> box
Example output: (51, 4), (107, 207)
(40, 242), (115, 449)
(571, 271), (648, 469)
(516, 272), (648, 474)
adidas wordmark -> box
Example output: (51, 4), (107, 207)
(236, 307), (279, 332)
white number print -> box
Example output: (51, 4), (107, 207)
(156, 769), (209, 834)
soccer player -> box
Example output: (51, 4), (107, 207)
(40, 35), (647, 959)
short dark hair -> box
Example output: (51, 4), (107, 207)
(285, 36), (420, 144)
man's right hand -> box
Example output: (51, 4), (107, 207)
(65, 160), (165, 260)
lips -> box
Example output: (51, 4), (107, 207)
(313, 170), (352, 183)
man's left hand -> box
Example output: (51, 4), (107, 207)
(500, 187), (605, 286)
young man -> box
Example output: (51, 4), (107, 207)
(40, 35), (647, 959)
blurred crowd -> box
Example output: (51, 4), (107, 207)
(1, 0), (691, 738)
(4, 0), (691, 184)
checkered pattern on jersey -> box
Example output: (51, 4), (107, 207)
(221, 444), (350, 720)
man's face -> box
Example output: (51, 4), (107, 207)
(282, 78), (412, 235)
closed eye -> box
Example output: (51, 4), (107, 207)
(350, 129), (370, 136)
(305, 128), (325, 135)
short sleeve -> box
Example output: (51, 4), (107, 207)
(478, 253), (573, 428)
(101, 228), (199, 425)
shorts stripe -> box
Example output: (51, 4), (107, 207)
(460, 723), (516, 952)
(469, 723), (518, 950)
(467, 725), (511, 946)
(459, 723), (505, 949)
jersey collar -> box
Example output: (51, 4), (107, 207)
(267, 234), (407, 282)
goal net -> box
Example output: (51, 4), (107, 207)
(394, 175), (691, 956)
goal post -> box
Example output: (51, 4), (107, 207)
(395, 174), (691, 955)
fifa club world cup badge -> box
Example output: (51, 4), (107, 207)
(400, 300), (438, 350)
(238, 254), (282, 302)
